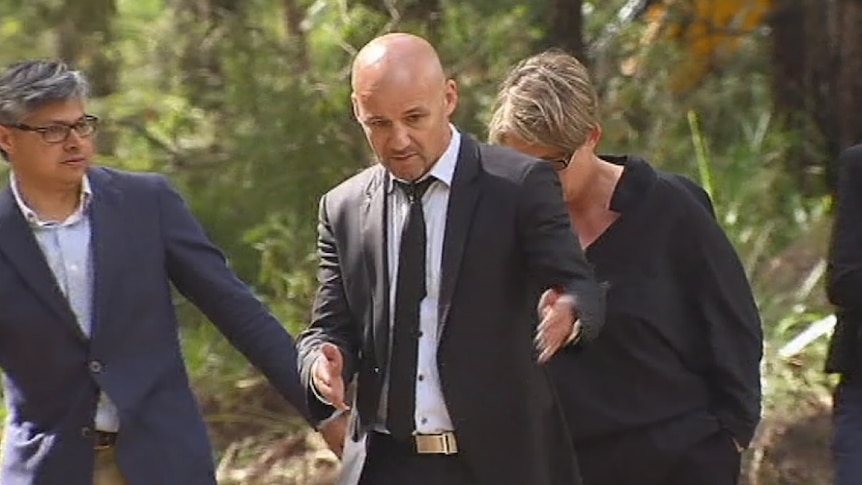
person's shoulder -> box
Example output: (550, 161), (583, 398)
(639, 164), (721, 233)
(840, 143), (862, 163)
(322, 164), (384, 206)
(475, 140), (544, 181)
(656, 169), (715, 214)
(839, 143), (862, 175)
(87, 165), (172, 193)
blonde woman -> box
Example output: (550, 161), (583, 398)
(488, 50), (762, 485)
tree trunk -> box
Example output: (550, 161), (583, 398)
(541, 0), (585, 61)
(768, 0), (834, 195)
(55, 0), (119, 156)
(833, 0), (862, 152)
(283, 0), (310, 72)
(172, 0), (245, 112)
(769, 0), (862, 195)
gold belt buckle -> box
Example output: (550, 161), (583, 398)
(414, 432), (458, 455)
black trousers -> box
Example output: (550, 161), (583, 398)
(575, 416), (741, 485)
(358, 433), (476, 485)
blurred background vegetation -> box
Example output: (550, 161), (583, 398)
(2, 0), (860, 483)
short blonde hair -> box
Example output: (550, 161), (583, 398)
(488, 50), (599, 155)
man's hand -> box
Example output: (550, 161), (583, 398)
(311, 343), (350, 411)
(730, 434), (745, 453)
(536, 288), (580, 363)
(318, 411), (349, 458)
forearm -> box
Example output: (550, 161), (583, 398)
(519, 162), (606, 346)
(156, 175), (310, 419)
(700, 245), (763, 445)
(298, 193), (360, 425)
(708, 343), (762, 446)
(559, 279), (606, 347)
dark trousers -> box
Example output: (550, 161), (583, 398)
(358, 433), (476, 485)
(575, 413), (740, 485)
(833, 375), (862, 485)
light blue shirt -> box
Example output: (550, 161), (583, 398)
(10, 174), (120, 432)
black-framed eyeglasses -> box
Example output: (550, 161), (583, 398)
(4, 115), (99, 144)
(543, 154), (572, 172)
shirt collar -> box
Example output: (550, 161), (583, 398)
(388, 124), (461, 193)
(602, 155), (656, 214)
(9, 172), (92, 227)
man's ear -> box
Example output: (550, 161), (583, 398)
(0, 126), (13, 154)
(350, 93), (361, 123)
(444, 79), (459, 117)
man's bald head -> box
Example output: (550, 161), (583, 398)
(349, 33), (459, 182)
(351, 33), (447, 94)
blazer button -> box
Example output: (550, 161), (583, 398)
(373, 367), (380, 374)
(81, 426), (93, 438)
(89, 361), (103, 373)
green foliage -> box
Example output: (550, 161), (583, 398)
(0, 2), (837, 474)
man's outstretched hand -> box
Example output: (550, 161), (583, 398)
(311, 343), (350, 411)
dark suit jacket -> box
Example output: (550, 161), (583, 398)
(0, 167), (307, 485)
(298, 134), (605, 485)
(827, 144), (862, 375)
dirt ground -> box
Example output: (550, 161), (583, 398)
(743, 400), (834, 485)
(204, 382), (836, 485)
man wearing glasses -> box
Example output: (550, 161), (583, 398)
(0, 60), (309, 485)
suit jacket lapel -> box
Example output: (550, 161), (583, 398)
(88, 169), (124, 342)
(360, 166), (389, 370)
(438, 135), (482, 336)
(0, 187), (86, 342)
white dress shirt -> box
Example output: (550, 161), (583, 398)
(377, 126), (461, 434)
(10, 174), (121, 432)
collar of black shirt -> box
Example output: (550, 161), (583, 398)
(600, 155), (656, 214)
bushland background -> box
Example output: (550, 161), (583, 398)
(2, 0), (859, 483)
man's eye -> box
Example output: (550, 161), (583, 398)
(45, 126), (67, 137)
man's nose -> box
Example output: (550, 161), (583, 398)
(390, 123), (411, 150)
(63, 128), (84, 149)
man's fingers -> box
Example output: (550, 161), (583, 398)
(329, 378), (349, 411)
(321, 343), (343, 369)
(537, 289), (561, 316)
(537, 341), (560, 363)
(535, 298), (574, 362)
(313, 352), (350, 411)
(315, 376), (350, 411)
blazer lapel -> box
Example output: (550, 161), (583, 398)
(438, 135), (482, 336)
(360, 166), (389, 370)
(0, 187), (86, 341)
(88, 169), (124, 341)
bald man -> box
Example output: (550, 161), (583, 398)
(297, 33), (605, 485)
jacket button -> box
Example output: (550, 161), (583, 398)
(89, 361), (103, 373)
(81, 426), (93, 438)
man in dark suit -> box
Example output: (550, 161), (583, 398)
(0, 60), (308, 485)
(826, 143), (862, 485)
(297, 33), (605, 485)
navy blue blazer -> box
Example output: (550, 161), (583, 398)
(0, 167), (308, 485)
